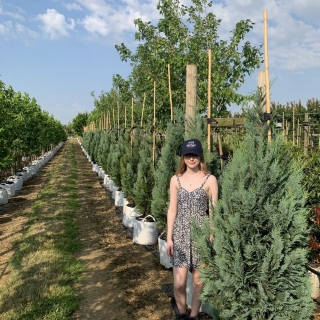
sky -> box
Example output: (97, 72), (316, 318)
(0, 0), (320, 125)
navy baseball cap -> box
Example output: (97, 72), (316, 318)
(181, 139), (203, 156)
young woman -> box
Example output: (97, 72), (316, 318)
(166, 139), (218, 320)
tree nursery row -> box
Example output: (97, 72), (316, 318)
(79, 101), (320, 319)
(0, 80), (67, 176)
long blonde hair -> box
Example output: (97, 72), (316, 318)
(175, 155), (208, 175)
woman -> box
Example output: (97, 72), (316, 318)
(167, 139), (218, 320)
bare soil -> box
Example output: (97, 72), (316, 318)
(1, 139), (319, 320)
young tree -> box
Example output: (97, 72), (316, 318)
(115, 0), (262, 125)
(132, 132), (155, 215)
(71, 112), (88, 137)
(151, 115), (185, 229)
(121, 129), (142, 205)
(194, 105), (314, 319)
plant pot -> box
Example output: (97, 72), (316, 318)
(0, 187), (8, 205)
(1, 181), (15, 197)
(158, 232), (173, 269)
(122, 197), (129, 215)
(122, 205), (140, 228)
(112, 186), (118, 199)
(133, 215), (158, 245)
(306, 264), (320, 299)
(115, 190), (123, 206)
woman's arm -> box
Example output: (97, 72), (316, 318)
(166, 175), (178, 258)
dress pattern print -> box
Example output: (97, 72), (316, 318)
(172, 174), (210, 269)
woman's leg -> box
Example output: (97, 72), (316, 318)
(189, 268), (203, 317)
(173, 267), (188, 314)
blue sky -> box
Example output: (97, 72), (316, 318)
(1, 0), (320, 125)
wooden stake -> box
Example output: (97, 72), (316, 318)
(141, 93), (146, 127)
(125, 105), (127, 128)
(185, 65), (197, 133)
(117, 101), (120, 138)
(292, 106), (295, 145)
(153, 81), (156, 166)
(168, 64), (173, 121)
(263, 10), (271, 143)
(131, 98), (134, 127)
(113, 108), (115, 129)
(304, 113), (309, 156)
(207, 49), (212, 152)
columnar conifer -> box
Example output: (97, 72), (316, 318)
(194, 106), (314, 319)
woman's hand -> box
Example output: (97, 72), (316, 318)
(166, 239), (174, 258)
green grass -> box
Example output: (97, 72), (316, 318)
(0, 141), (85, 320)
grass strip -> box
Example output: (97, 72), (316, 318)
(0, 141), (85, 320)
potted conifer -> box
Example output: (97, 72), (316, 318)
(193, 105), (314, 319)
(151, 117), (185, 267)
(121, 128), (142, 226)
(132, 131), (158, 245)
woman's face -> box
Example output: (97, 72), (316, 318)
(184, 153), (201, 169)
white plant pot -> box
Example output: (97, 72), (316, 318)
(115, 190), (124, 206)
(8, 176), (23, 191)
(0, 182), (15, 197)
(122, 197), (129, 215)
(112, 186), (118, 199)
(158, 233), (173, 269)
(310, 268), (320, 299)
(122, 206), (140, 228)
(0, 188), (8, 205)
(133, 215), (158, 245)
(103, 175), (109, 188)
(108, 179), (114, 191)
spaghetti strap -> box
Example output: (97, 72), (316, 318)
(200, 174), (211, 188)
(176, 175), (181, 188)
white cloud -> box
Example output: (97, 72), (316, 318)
(37, 9), (75, 39)
(80, 14), (109, 36)
(0, 20), (37, 41)
(0, 21), (13, 40)
(0, 3), (25, 21)
(75, 0), (159, 37)
(62, 2), (83, 11)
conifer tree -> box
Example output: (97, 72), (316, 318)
(151, 116), (185, 229)
(82, 131), (94, 158)
(132, 131), (155, 215)
(109, 131), (126, 188)
(194, 106), (314, 319)
(105, 131), (117, 175)
(92, 131), (102, 164)
(120, 129), (141, 205)
(97, 131), (110, 173)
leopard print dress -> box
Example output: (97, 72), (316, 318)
(172, 174), (210, 269)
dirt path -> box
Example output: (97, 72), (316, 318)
(0, 139), (174, 320)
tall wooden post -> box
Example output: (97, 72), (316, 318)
(141, 93), (146, 127)
(304, 113), (309, 156)
(153, 81), (156, 166)
(263, 10), (271, 143)
(185, 65), (197, 133)
(117, 101), (120, 138)
(292, 106), (295, 145)
(168, 64), (173, 121)
(207, 49), (212, 151)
